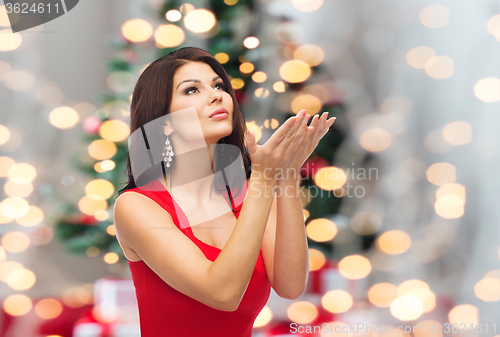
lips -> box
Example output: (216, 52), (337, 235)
(209, 108), (229, 118)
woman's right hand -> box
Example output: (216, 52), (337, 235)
(246, 110), (311, 182)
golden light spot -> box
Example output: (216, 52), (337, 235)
(94, 210), (109, 221)
(442, 121), (472, 145)
(263, 118), (279, 129)
(4, 69), (35, 91)
(424, 56), (454, 79)
(94, 162), (105, 173)
(214, 52), (229, 64)
(474, 277), (500, 302)
(1, 231), (30, 253)
(0, 6), (11, 27)
(231, 78), (244, 90)
(377, 230), (411, 255)
(314, 167), (347, 191)
(104, 252), (119, 264)
(406, 46), (436, 69)
(420, 5), (449, 28)
(243, 36), (259, 49)
(106, 224), (116, 236)
(435, 201), (464, 219)
(273, 81), (286, 93)
(179, 3), (195, 14)
(290, 94), (322, 115)
(359, 128), (392, 152)
(308, 248), (326, 271)
(0, 247), (5, 263)
(7, 163), (36, 184)
(426, 162), (456, 186)
(100, 160), (116, 171)
(279, 60), (311, 83)
(292, 0), (324, 12)
(0, 261), (23, 282)
(0, 156), (15, 177)
(184, 9), (216, 33)
(294, 44), (324, 67)
(474, 78), (500, 102)
(154, 24), (185, 48)
(3, 294), (32, 316)
(287, 301), (318, 324)
(350, 212), (382, 235)
(99, 119), (130, 142)
(86, 246), (100, 258)
(49, 106), (80, 129)
(4, 180), (33, 198)
(62, 287), (92, 308)
(436, 183), (466, 208)
(0, 124), (11, 145)
(398, 279), (429, 296)
(239, 62), (254, 74)
(35, 298), (63, 319)
(338, 254), (371, 279)
(85, 180), (115, 201)
(368, 283), (398, 307)
(88, 139), (117, 160)
(165, 9), (182, 22)
(448, 304), (479, 327)
(79, 196), (107, 216)
(7, 268), (36, 290)
(0, 30), (22, 51)
(306, 218), (337, 242)
(121, 19), (153, 42)
(246, 122), (262, 143)
(487, 15), (500, 37)
(321, 290), (353, 313)
(302, 208), (310, 222)
(252, 71), (267, 83)
(1, 197), (29, 219)
(15, 205), (43, 227)
(224, 0), (239, 5)
(253, 305), (272, 328)
(254, 88), (270, 98)
(390, 296), (423, 321)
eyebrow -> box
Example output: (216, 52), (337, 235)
(176, 76), (221, 90)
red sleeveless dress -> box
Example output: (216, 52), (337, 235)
(120, 179), (271, 336)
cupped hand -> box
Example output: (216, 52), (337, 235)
(283, 110), (336, 180)
(246, 111), (310, 181)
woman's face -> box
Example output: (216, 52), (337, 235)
(169, 62), (234, 145)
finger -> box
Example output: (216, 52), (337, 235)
(274, 109), (307, 153)
(246, 129), (258, 155)
(263, 113), (298, 149)
(310, 112), (328, 145)
(283, 112), (310, 159)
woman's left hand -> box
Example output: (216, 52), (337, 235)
(282, 109), (336, 180)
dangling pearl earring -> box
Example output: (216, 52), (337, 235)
(163, 135), (174, 167)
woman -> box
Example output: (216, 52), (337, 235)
(113, 46), (335, 336)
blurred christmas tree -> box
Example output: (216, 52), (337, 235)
(54, 0), (347, 264)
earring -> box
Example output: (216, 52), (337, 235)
(163, 135), (174, 167)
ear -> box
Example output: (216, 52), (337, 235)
(164, 122), (173, 136)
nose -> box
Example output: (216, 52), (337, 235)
(209, 87), (223, 104)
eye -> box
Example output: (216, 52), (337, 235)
(184, 82), (226, 95)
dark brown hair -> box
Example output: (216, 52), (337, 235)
(117, 46), (251, 200)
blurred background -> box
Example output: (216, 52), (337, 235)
(1, 0), (500, 336)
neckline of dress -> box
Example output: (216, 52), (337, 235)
(152, 179), (229, 252)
